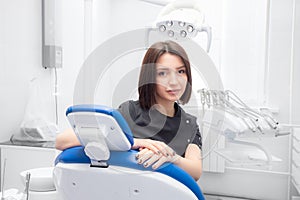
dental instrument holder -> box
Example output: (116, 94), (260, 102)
(199, 89), (281, 135)
(199, 89), (288, 167)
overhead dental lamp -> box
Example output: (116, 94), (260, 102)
(153, 0), (212, 52)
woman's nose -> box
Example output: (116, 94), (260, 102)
(168, 71), (179, 85)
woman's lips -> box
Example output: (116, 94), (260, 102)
(167, 89), (181, 95)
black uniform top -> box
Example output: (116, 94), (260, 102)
(118, 100), (202, 156)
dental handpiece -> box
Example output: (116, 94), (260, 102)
(24, 172), (31, 200)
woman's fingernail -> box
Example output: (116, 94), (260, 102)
(138, 159), (142, 164)
(136, 154), (139, 159)
(144, 163), (148, 167)
(152, 165), (157, 169)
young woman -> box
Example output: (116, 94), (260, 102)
(55, 40), (202, 180)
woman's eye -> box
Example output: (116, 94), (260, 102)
(158, 71), (167, 76)
(178, 69), (186, 74)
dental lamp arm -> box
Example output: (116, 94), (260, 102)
(157, 0), (204, 18)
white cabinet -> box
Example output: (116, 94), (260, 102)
(0, 144), (58, 191)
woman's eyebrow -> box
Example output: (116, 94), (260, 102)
(156, 66), (169, 70)
(176, 66), (186, 70)
(156, 65), (185, 70)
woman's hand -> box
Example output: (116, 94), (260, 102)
(132, 138), (180, 169)
(132, 138), (175, 157)
(136, 148), (180, 170)
(132, 139), (202, 180)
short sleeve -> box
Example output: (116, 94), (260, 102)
(191, 126), (202, 150)
(118, 100), (136, 122)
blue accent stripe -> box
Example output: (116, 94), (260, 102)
(66, 104), (134, 146)
(55, 146), (205, 200)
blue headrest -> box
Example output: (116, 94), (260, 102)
(55, 146), (205, 200)
(66, 104), (134, 146)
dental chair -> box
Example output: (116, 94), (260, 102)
(53, 105), (205, 200)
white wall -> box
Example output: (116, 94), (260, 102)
(220, 0), (268, 105)
(58, 0), (86, 131)
(0, 0), (53, 141)
(93, 0), (163, 108)
(0, 0), (87, 140)
(292, 0), (300, 127)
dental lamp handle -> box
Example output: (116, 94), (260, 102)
(199, 25), (212, 52)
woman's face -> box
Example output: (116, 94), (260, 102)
(155, 53), (188, 105)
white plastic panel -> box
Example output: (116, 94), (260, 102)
(67, 112), (132, 151)
(54, 163), (198, 200)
